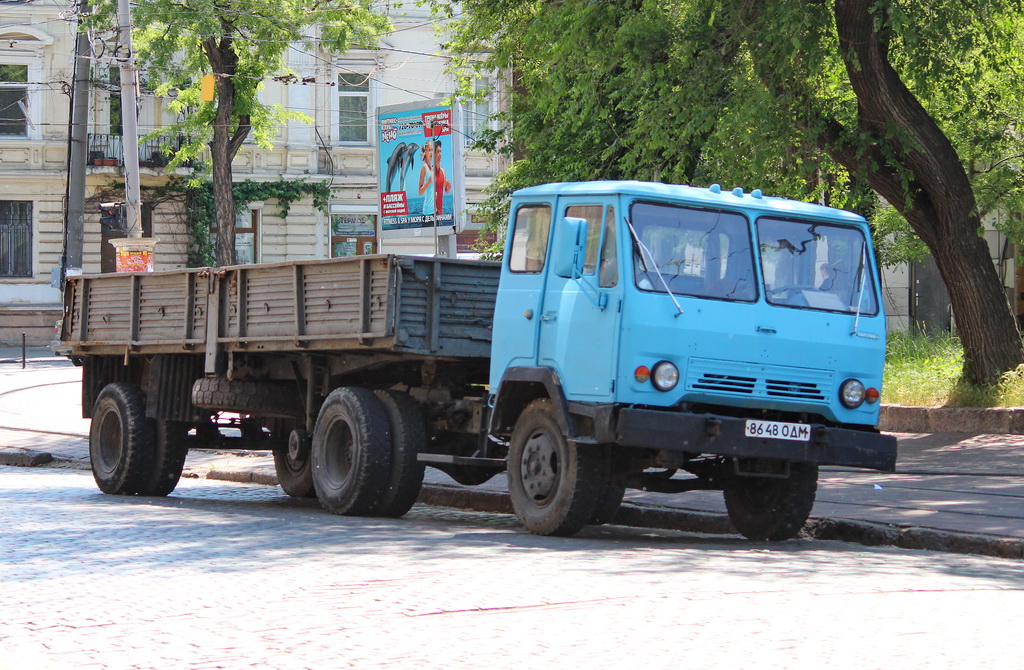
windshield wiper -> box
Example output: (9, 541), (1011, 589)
(850, 244), (877, 339)
(625, 218), (684, 317)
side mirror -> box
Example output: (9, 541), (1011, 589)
(552, 216), (587, 278)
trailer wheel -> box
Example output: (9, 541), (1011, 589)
(89, 383), (155, 495)
(139, 420), (190, 496)
(274, 429), (315, 498)
(311, 387), (392, 516)
(589, 483), (626, 525)
(372, 390), (426, 518)
(507, 398), (600, 536)
(723, 462), (818, 541)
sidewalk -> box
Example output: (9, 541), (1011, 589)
(4, 347), (1024, 559)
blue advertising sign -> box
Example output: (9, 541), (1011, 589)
(378, 100), (457, 234)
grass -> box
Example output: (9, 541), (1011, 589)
(883, 331), (1024, 407)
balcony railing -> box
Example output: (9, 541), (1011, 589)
(87, 133), (194, 168)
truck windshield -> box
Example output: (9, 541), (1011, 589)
(629, 202), (756, 301)
(757, 217), (878, 315)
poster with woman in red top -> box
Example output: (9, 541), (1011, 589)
(378, 101), (458, 234)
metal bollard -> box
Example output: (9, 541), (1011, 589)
(21, 332), (26, 368)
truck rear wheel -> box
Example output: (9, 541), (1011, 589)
(311, 387), (392, 516)
(139, 420), (190, 496)
(723, 462), (818, 541)
(90, 383), (154, 495)
(274, 429), (315, 498)
(372, 390), (426, 518)
(507, 398), (600, 536)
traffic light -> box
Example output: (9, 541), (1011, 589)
(99, 202), (125, 235)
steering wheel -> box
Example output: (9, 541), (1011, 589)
(767, 285), (815, 300)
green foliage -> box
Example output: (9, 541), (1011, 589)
(870, 205), (931, 268)
(446, 0), (1024, 253)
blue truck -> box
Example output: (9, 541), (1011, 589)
(60, 180), (896, 541)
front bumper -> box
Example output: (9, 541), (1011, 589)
(616, 408), (896, 472)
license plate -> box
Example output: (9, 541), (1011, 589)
(744, 419), (811, 442)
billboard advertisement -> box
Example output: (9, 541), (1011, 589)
(377, 99), (461, 237)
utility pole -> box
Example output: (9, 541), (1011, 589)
(109, 0), (157, 271)
(117, 0), (141, 238)
(62, 0), (91, 284)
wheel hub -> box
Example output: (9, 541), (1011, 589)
(521, 432), (559, 502)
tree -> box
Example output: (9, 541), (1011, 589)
(447, 0), (1024, 385)
(96, 0), (388, 266)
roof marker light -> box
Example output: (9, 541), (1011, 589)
(709, 184), (722, 194)
(752, 189), (763, 199)
(733, 187), (744, 197)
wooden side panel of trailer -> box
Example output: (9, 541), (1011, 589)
(62, 255), (499, 361)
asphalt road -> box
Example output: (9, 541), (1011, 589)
(1, 467), (1023, 669)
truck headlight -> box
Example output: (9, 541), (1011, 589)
(840, 379), (866, 408)
(651, 361), (679, 392)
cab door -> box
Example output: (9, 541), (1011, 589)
(537, 199), (623, 401)
(488, 200), (555, 388)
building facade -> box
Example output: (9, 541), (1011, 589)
(0, 2), (503, 343)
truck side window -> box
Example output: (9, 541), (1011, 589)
(509, 204), (552, 273)
(599, 207), (617, 288)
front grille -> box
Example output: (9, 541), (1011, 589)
(686, 358), (832, 403)
(693, 373), (756, 394)
(765, 379), (826, 400)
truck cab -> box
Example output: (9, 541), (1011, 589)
(489, 181), (895, 539)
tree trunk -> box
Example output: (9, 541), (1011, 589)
(210, 78), (235, 267)
(829, 0), (1023, 385)
(204, 28), (252, 268)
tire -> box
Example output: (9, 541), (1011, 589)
(372, 390), (427, 518)
(274, 429), (316, 498)
(311, 387), (392, 516)
(589, 483), (626, 525)
(89, 383), (155, 495)
(507, 398), (600, 536)
(191, 377), (304, 418)
(723, 462), (819, 541)
(139, 419), (190, 496)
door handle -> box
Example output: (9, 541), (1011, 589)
(540, 312), (558, 322)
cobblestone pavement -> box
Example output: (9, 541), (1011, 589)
(2, 467), (1023, 669)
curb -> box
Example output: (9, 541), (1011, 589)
(0, 448), (53, 467)
(879, 404), (1024, 435)
(205, 466), (1023, 560)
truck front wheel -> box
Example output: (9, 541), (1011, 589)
(507, 399), (600, 536)
(311, 387), (392, 516)
(723, 462), (818, 541)
(90, 383), (154, 495)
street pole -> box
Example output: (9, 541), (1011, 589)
(109, 0), (157, 272)
(117, 0), (141, 238)
(62, 0), (91, 284)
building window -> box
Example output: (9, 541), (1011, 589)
(235, 208), (259, 264)
(0, 201), (32, 277)
(338, 72), (370, 143)
(0, 64), (28, 137)
(463, 76), (496, 147)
